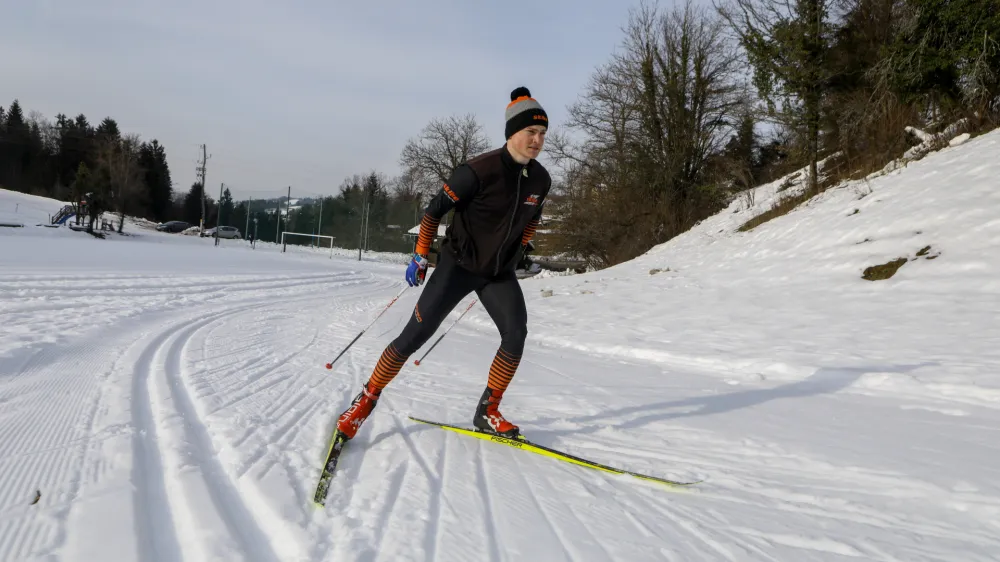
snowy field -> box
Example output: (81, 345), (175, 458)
(1, 128), (999, 561)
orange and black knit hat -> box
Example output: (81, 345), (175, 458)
(505, 86), (548, 139)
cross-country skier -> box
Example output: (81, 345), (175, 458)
(335, 86), (551, 440)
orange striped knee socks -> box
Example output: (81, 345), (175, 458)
(367, 344), (408, 391)
(487, 348), (521, 393)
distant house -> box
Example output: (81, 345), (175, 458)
(405, 222), (449, 240)
(404, 222), (449, 258)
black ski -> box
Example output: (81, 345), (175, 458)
(313, 428), (349, 507)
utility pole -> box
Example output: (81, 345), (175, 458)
(358, 183), (368, 261)
(316, 196), (323, 248)
(282, 186), (291, 252)
(275, 199), (281, 244)
(196, 144), (208, 235)
(215, 182), (223, 246)
(245, 196), (252, 242)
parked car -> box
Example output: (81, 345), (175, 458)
(156, 221), (191, 233)
(203, 226), (242, 239)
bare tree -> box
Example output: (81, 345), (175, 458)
(548, 0), (745, 267)
(399, 113), (491, 187)
(96, 133), (145, 233)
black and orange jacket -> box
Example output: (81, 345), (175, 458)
(415, 145), (550, 278)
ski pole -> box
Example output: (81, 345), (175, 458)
(414, 298), (477, 366)
(325, 285), (408, 369)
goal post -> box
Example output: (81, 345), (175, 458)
(280, 231), (336, 258)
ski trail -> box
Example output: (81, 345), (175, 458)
(473, 443), (503, 562)
(424, 423), (446, 562)
(508, 453), (584, 562)
(130, 324), (186, 562)
(366, 458), (409, 562)
(156, 305), (283, 562)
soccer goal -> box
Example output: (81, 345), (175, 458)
(280, 231), (336, 258)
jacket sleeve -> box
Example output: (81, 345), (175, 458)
(414, 165), (479, 256)
(520, 201), (544, 246)
(520, 177), (550, 246)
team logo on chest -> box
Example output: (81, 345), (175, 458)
(523, 194), (540, 206)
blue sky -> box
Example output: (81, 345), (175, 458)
(3, 0), (642, 201)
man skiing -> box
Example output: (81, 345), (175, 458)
(336, 86), (551, 441)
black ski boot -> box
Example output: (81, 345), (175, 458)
(473, 387), (521, 439)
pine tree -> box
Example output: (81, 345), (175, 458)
(219, 187), (234, 226)
(95, 117), (120, 141)
(1, 100), (28, 189)
(139, 140), (173, 222)
(882, 0), (1000, 115)
(6, 100), (24, 127)
(183, 182), (205, 225)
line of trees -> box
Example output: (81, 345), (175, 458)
(0, 100), (174, 231)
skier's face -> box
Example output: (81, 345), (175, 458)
(508, 125), (547, 162)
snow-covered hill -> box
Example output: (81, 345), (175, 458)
(1, 129), (998, 561)
(0, 189), (68, 226)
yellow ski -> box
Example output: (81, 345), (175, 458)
(408, 416), (701, 489)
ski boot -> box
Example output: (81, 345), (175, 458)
(473, 387), (521, 439)
(336, 381), (381, 439)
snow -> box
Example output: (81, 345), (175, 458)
(2, 128), (1000, 561)
(0, 189), (67, 227)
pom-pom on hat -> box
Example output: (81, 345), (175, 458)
(505, 86), (548, 139)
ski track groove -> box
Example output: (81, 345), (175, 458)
(604, 476), (739, 561)
(373, 410), (448, 561)
(473, 442), (503, 562)
(368, 458), (409, 562)
(162, 304), (283, 562)
(426, 423), (447, 562)
(131, 319), (187, 562)
(652, 501), (739, 561)
(271, 395), (323, 447)
(669, 500), (779, 561)
(509, 452), (585, 562)
(0, 269), (402, 562)
(208, 371), (299, 416)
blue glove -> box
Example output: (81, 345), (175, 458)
(405, 253), (429, 286)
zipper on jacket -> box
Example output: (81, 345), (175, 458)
(495, 165), (524, 276)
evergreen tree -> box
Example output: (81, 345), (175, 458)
(139, 140), (173, 222)
(95, 117), (120, 141)
(183, 182), (205, 226)
(219, 187), (234, 226)
(5, 100), (24, 127)
(1, 100), (28, 189)
(719, 0), (834, 193)
(881, 0), (1000, 115)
